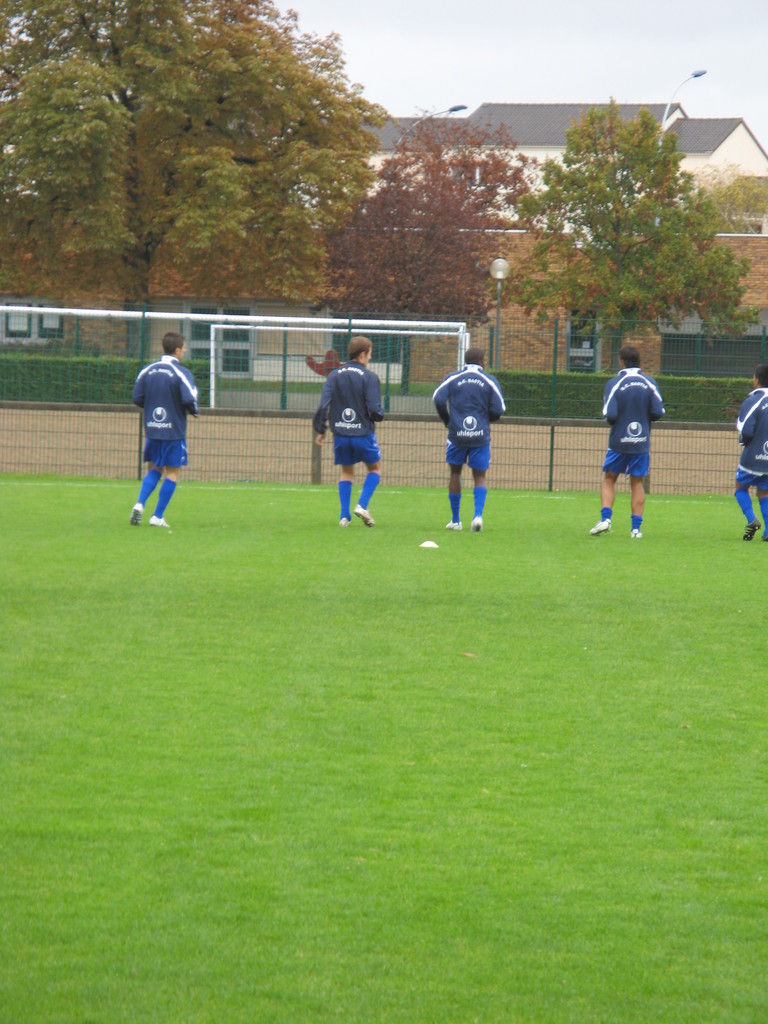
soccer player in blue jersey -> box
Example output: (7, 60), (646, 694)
(313, 336), (385, 526)
(590, 344), (665, 538)
(733, 362), (768, 540)
(129, 331), (199, 529)
(432, 346), (506, 532)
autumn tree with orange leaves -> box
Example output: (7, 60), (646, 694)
(0, 0), (382, 304)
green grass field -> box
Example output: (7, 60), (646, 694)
(2, 476), (767, 1023)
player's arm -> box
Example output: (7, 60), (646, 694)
(736, 393), (765, 444)
(364, 375), (385, 422)
(649, 382), (665, 421)
(488, 378), (506, 422)
(739, 418), (755, 446)
(131, 374), (146, 408)
(432, 382), (450, 426)
(603, 383), (619, 423)
(312, 376), (333, 435)
(181, 390), (199, 417)
(180, 369), (199, 416)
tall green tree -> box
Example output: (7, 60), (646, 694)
(0, 0), (382, 303)
(515, 101), (752, 331)
(323, 118), (534, 319)
(700, 170), (768, 234)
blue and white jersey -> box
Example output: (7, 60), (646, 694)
(432, 362), (506, 448)
(132, 355), (199, 440)
(312, 361), (385, 437)
(602, 367), (665, 455)
(736, 387), (768, 473)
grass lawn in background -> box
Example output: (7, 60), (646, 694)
(1, 476), (766, 1023)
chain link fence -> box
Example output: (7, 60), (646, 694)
(0, 304), (763, 494)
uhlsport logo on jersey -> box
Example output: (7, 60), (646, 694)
(457, 415), (483, 439)
(149, 406), (173, 429)
(621, 420), (647, 444)
(756, 440), (768, 462)
(334, 407), (361, 430)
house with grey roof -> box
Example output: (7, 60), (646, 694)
(377, 103), (768, 178)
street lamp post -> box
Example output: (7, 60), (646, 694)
(655, 69), (707, 232)
(489, 258), (510, 367)
(660, 69), (707, 136)
(396, 104), (468, 147)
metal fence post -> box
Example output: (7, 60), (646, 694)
(140, 306), (147, 362)
(280, 329), (288, 411)
(311, 432), (322, 484)
(383, 333), (391, 412)
(548, 318), (558, 492)
(136, 307), (147, 479)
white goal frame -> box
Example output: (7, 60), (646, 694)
(0, 305), (469, 410)
(207, 315), (469, 409)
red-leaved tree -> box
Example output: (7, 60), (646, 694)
(322, 118), (536, 320)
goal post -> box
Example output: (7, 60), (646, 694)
(208, 315), (469, 409)
(0, 303), (468, 412)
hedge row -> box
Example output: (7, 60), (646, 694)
(0, 353), (751, 424)
(0, 355), (211, 406)
(496, 370), (750, 424)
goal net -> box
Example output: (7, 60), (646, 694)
(206, 315), (469, 410)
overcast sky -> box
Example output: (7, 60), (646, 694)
(287, 0), (768, 154)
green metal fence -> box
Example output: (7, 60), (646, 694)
(0, 304), (762, 495)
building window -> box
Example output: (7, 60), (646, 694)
(187, 304), (253, 376)
(222, 307), (250, 342)
(189, 306), (218, 360)
(221, 345), (250, 375)
(38, 312), (63, 340)
(6, 311), (31, 339)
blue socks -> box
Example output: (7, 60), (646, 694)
(759, 495), (768, 531)
(339, 474), (380, 521)
(473, 486), (487, 518)
(338, 480), (352, 520)
(358, 471), (380, 509)
(448, 488), (487, 522)
(631, 514), (643, 532)
(137, 469), (176, 520)
(154, 479), (176, 519)
(600, 506), (613, 523)
(137, 467), (162, 506)
(735, 488), (756, 522)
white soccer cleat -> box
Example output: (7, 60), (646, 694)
(129, 502), (143, 526)
(354, 504), (375, 527)
(149, 515), (171, 529)
(339, 517), (350, 527)
(630, 528), (642, 539)
(471, 516), (483, 532)
(590, 519), (611, 535)
(445, 520), (463, 531)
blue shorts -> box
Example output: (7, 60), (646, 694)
(603, 449), (649, 478)
(446, 441), (491, 471)
(333, 433), (381, 466)
(144, 438), (188, 468)
(736, 467), (768, 489)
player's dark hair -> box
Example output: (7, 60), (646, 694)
(162, 331), (185, 355)
(464, 346), (485, 366)
(619, 344), (640, 367)
(348, 336), (372, 360)
(754, 362), (768, 387)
